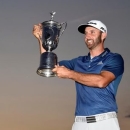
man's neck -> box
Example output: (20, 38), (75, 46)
(89, 47), (105, 58)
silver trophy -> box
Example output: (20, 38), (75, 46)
(37, 11), (67, 77)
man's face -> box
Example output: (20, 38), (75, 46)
(84, 26), (102, 50)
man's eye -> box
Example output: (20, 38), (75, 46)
(91, 31), (95, 34)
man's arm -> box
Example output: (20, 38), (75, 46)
(52, 66), (115, 88)
(33, 24), (46, 54)
(69, 70), (115, 88)
(53, 53), (124, 88)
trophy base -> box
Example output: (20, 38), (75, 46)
(37, 68), (56, 77)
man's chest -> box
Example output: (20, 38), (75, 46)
(74, 59), (105, 74)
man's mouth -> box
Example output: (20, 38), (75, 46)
(87, 39), (93, 44)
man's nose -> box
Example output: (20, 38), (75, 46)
(85, 34), (91, 39)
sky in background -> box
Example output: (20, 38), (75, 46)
(0, 0), (130, 130)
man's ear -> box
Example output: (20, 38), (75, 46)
(101, 32), (107, 41)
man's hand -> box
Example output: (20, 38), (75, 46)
(32, 23), (46, 54)
(33, 23), (42, 41)
(52, 65), (71, 78)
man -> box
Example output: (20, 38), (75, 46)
(33, 20), (124, 130)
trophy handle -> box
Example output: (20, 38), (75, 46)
(59, 22), (67, 38)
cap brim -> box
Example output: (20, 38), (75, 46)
(78, 24), (88, 34)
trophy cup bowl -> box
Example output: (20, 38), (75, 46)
(36, 11), (67, 77)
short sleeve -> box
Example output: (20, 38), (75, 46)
(101, 54), (124, 77)
(59, 58), (78, 70)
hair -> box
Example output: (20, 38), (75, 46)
(100, 31), (106, 43)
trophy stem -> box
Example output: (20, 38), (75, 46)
(48, 46), (51, 52)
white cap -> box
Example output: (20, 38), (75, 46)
(78, 20), (107, 34)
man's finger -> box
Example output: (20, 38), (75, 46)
(52, 68), (57, 72)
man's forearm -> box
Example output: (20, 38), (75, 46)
(38, 39), (46, 54)
(68, 70), (107, 88)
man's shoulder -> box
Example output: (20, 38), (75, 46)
(104, 51), (124, 66)
(106, 50), (124, 60)
(75, 55), (89, 62)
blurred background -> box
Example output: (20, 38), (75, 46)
(0, 0), (130, 130)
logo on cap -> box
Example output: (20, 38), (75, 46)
(87, 22), (97, 25)
(100, 27), (106, 32)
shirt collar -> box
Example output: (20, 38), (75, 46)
(87, 48), (110, 61)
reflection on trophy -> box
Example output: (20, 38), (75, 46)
(37, 11), (67, 77)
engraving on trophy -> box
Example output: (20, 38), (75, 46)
(36, 11), (67, 77)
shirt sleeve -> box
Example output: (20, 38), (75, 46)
(59, 57), (78, 70)
(101, 54), (124, 78)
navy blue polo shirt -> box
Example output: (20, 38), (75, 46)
(59, 48), (124, 116)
